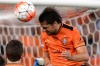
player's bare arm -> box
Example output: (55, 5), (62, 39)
(62, 45), (89, 62)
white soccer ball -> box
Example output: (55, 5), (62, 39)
(36, 58), (45, 65)
(14, 1), (36, 22)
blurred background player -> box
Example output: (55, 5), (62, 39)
(5, 40), (23, 66)
(39, 7), (90, 66)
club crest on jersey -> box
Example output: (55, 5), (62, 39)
(62, 38), (67, 45)
(41, 42), (44, 48)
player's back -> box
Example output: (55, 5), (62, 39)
(6, 64), (23, 66)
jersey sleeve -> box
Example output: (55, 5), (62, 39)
(41, 32), (48, 52)
(72, 28), (85, 48)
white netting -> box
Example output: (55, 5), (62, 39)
(0, 8), (100, 66)
(64, 9), (100, 66)
(0, 25), (43, 66)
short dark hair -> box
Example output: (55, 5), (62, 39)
(39, 7), (62, 24)
(6, 40), (23, 62)
(0, 55), (5, 66)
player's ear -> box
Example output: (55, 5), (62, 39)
(21, 53), (24, 59)
(20, 53), (24, 64)
(21, 48), (25, 59)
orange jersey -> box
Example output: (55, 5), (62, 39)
(6, 64), (23, 66)
(41, 24), (85, 66)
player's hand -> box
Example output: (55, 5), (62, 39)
(61, 50), (72, 60)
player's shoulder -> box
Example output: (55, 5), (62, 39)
(62, 24), (79, 31)
(62, 24), (74, 31)
(62, 24), (80, 35)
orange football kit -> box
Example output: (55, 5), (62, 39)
(41, 24), (85, 66)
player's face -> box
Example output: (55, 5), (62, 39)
(41, 21), (58, 35)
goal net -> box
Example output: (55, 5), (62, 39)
(0, 6), (100, 66)
(63, 8), (100, 66)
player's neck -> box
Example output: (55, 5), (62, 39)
(7, 58), (21, 64)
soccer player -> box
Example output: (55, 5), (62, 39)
(6, 40), (23, 66)
(39, 7), (89, 66)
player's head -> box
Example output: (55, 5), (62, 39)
(39, 7), (62, 35)
(6, 40), (23, 62)
(0, 55), (5, 66)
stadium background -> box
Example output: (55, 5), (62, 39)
(0, 1), (100, 66)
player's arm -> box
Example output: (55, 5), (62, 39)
(62, 45), (89, 62)
(62, 27), (89, 62)
(70, 27), (89, 61)
(70, 45), (89, 61)
(44, 51), (52, 66)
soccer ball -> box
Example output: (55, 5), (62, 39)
(14, 1), (36, 22)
